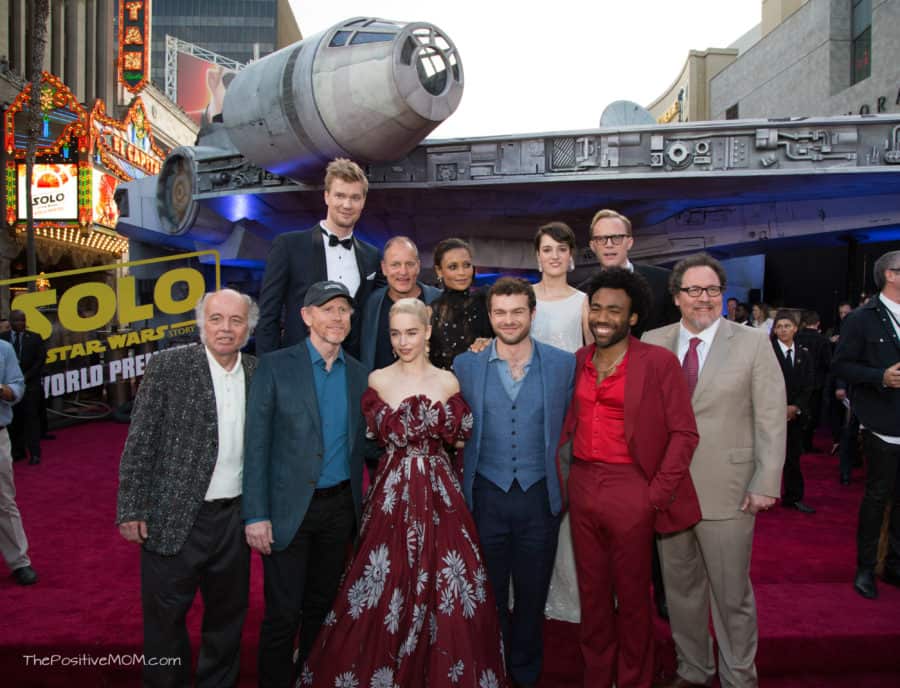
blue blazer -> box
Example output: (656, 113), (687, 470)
(242, 339), (368, 551)
(359, 282), (442, 371)
(454, 339), (576, 516)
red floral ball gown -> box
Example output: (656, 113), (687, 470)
(300, 389), (508, 688)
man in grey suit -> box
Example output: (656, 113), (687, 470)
(360, 236), (441, 372)
(243, 280), (369, 688)
(117, 288), (259, 688)
(644, 254), (786, 688)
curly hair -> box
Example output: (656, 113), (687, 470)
(585, 267), (652, 326)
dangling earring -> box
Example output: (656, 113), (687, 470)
(392, 348), (398, 359)
(568, 257), (575, 272)
(537, 261), (543, 273)
(436, 275), (443, 288)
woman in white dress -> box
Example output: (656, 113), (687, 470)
(530, 221), (590, 623)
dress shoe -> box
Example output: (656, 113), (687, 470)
(785, 501), (815, 514)
(42, 433), (56, 440)
(854, 568), (877, 599)
(653, 675), (708, 688)
(881, 568), (900, 589)
(12, 565), (38, 586)
(29, 456), (40, 465)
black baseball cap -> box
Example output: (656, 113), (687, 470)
(303, 280), (353, 308)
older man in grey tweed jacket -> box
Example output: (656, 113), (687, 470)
(117, 288), (258, 688)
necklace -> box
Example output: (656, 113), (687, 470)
(594, 349), (627, 377)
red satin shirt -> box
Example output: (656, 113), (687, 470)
(573, 349), (633, 463)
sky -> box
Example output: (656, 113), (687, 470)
(288, 0), (762, 139)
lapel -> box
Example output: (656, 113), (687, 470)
(471, 350), (491, 456)
(345, 356), (362, 448)
(623, 337), (646, 446)
(873, 299), (900, 355)
(353, 236), (369, 282)
(535, 342), (553, 449)
(692, 320), (733, 400)
(192, 345), (218, 428)
(295, 341), (324, 443)
(310, 225), (328, 284)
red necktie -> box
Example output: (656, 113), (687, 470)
(682, 337), (701, 396)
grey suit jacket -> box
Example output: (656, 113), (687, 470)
(242, 339), (368, 551)
(642, 319), (786, 519)
(116, 344), (258, 555)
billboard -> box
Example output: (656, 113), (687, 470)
(17, 164), (79, 221)
(176, 52), (237, 126)
(92, 171), (120, 228)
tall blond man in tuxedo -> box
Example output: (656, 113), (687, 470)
(643, 254), (785, 688)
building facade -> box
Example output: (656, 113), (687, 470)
(647, 0), (900, 123)
(150, 0), (301, 90)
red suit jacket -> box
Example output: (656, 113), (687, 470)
(558, 337), (702, 534)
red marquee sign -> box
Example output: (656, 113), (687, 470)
(118, 0), (150, 94)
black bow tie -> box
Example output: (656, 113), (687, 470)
(322, 228), (353, 250)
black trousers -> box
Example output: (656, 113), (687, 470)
(141, 498), (250, 688)
(857, 431), (900, 573)
(257, 484), (356, 688)
(472, 475), (560, 685)
(10, 386), (41, 460)
(782, 420), (806, 504)
(802, 386), (824, 450)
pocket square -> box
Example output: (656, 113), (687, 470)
(366, 272), (377, 281)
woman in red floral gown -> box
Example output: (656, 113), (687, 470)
(301, 298), (507, 688)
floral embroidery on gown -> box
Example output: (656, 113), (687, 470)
(301, 389), (507, 688)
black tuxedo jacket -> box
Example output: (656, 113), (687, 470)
(0, 330), (46, 389)
(795, 328), (831, 388)
(255, 225), (381, 357)
(579, 262), (679, 337)
(771, 339), (814, 417)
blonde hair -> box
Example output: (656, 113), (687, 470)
(389, 298), (429, 327)
(324, 158), (368, 195)
(589, 208), (632, 235)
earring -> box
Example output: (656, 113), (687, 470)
(392, 348), (398, 359)
(537, 262), (543, 273)
(568, 257), (575, 272)
(436, 276), (443, 288)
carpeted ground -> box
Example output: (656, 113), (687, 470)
(1, 422), (899, 686)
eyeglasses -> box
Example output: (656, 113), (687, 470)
(590, 234), (630, 246)
(678, 285), (724, 297)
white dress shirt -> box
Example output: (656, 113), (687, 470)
(204, 348), (246, 500)
(776, 339), (794, 360)
(320, 221), (360, 297)
(677, 317), (722, 374)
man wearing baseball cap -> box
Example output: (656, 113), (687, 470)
(243, 281), (370, 688)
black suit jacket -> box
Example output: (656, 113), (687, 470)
(772, 339), (814, 417)
(255, 225), (381, 357)
(832, 297), (900, 436)
(579, 262), (679, 337)
(795, 328), (831, 388)
(0, 330), (45, 390)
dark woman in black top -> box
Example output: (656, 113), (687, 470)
(429, 238), (493, 370)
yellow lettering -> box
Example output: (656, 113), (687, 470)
(58, 282), (117, 332)
(11, 290), (56, 340)
(46, 345), (71, 364)
(117, 275), (154, 326)
(125, 331), (141, 346)
(107, 332), (128, 350)
(153, 268), (205, 315)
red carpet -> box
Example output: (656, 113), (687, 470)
(1, 423), (899, 686)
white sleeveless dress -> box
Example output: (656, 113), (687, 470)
(531, 290), (585, 623)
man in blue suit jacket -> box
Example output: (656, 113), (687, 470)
(454, 277), (576, 688)
(360, 236), (441, 371)
(243, 281), (369, 688)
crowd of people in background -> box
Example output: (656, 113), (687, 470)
(2, 156), (895, 688)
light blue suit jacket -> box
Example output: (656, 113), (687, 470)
(242, 339), (368, 551)
(454, 339), (576, 515)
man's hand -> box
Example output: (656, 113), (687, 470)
(468, 337), (493, 353)
(786, 404), (800, 422)
(246, 520), (274, 555)
(740, 493), (776, 515)
(119, 520), (148, 544)
(882, 362), (900, 389)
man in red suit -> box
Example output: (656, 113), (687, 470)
(559, 268), (701, 688)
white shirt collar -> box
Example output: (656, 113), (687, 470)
(777, 339), (793, 357)
(319, 220), (354, 242)
(678, 316), (721, 349)
(205, 346), (242, 374)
